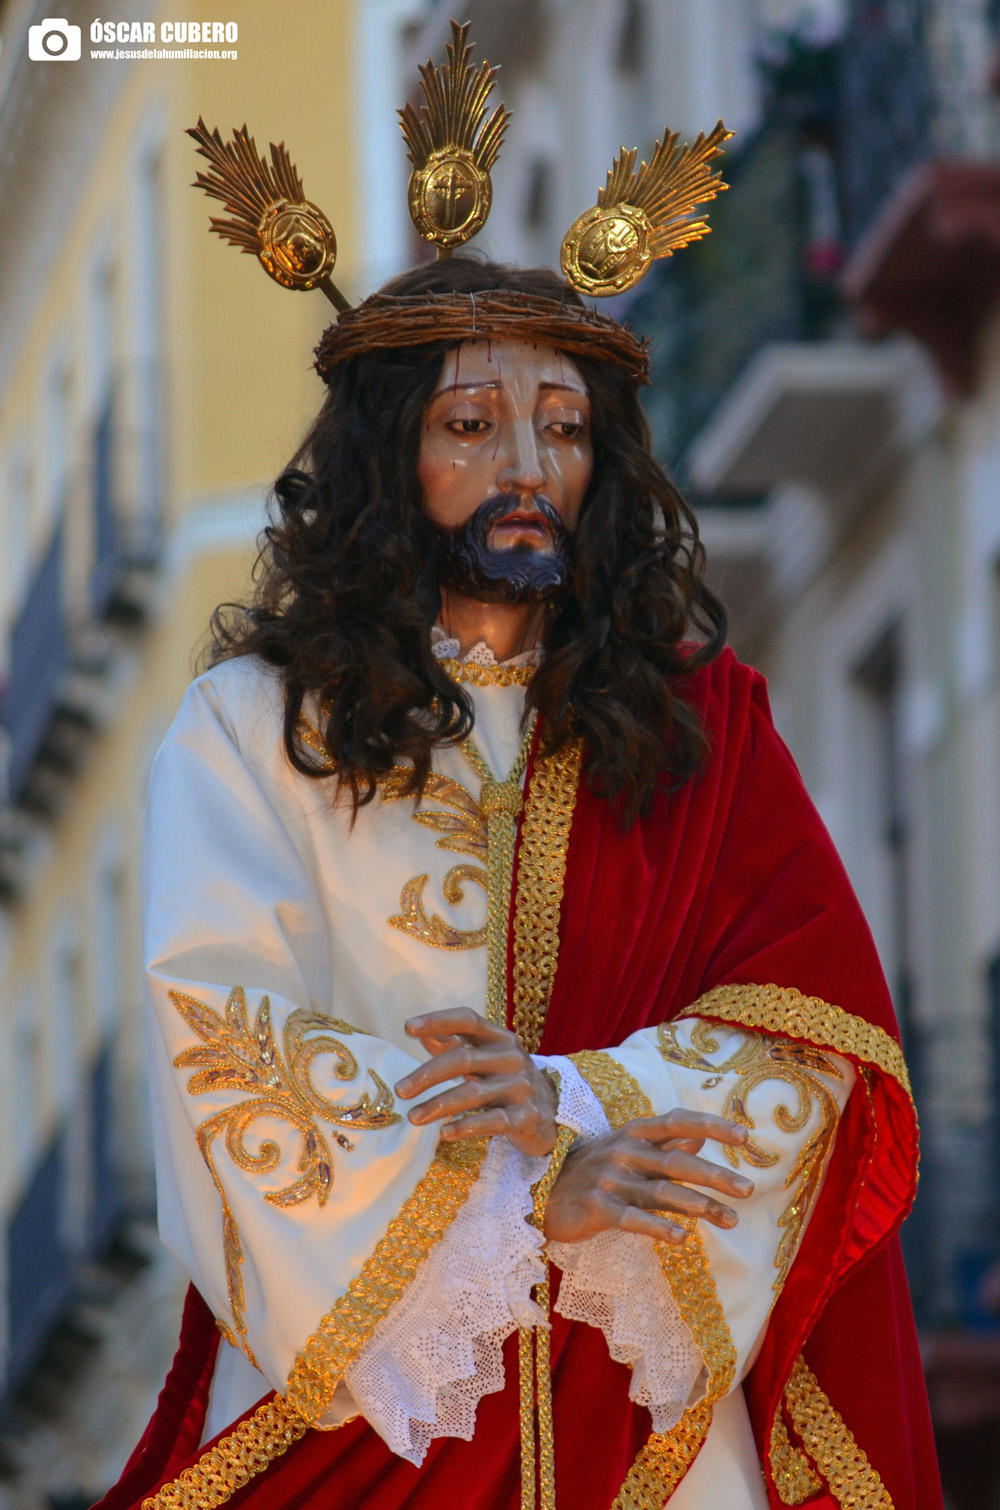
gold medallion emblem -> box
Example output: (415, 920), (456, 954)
(561, 121), (733, 298)
(409, 147), (491, 249)
(258, 199), (337, 290)
(188, 118), (350, 311)
(399, 21), (510, 257)
(561, 204), (652, 297)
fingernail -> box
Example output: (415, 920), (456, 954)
(409, 1108), (428, 1124)
(722, 1209), (738, 1226)
(394, 1080), (412, 1097)
(407, 1017), (427, 1031)
(735, 1176), (753, 1194)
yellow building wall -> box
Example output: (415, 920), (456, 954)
(0, 0), (364, 1219)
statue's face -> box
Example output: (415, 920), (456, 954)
(418, 340), (593, 603)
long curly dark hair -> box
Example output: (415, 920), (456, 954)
(208, 258), (727, 826)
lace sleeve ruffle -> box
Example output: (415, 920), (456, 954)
(543, 1057), (707, 1434)
(341, 1132), (547, 1463)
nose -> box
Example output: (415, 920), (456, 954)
(495, 419), (546, 498)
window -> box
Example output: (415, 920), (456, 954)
(523, 158), (553, 234)
(616, 0), (645, 76)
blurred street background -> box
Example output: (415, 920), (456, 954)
(0, 0), (999, 1505)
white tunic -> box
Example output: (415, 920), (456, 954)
(144, 654), (853, 1505)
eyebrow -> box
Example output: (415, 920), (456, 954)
(431, 379), (589, 397)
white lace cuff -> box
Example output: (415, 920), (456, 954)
(341, 1134), (548, 1464)
(339, 1056), (700, 1463)
(542, 1061), (707, 1433)
(538, 1054), (610, 1141)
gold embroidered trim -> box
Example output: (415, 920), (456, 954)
(611, 1398), (714, 1509)
(570, 1050), (738, 1505)
(659, 1019), (843, 1295)
(511, 738), (584, 1053)
(438, 656), (538, 686)
(383, 769), (489, 950)
(295, 712), (334, 767)
(170, 988), (399, 1352)
(284, 1136), (489, 1425)
(770, 1409), (823, 1505)
(140, 1396), (309, 1510)
(688, 984), (912, 1101)
(783, 1354), (894, 1508)
(460, 721), (537, 1027)
(520, 1120), (577, 1510)
(569, 1048), (651, 1126)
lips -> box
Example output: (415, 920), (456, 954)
(489, 510), (554, 547)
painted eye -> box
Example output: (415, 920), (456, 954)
(447, 418), (492, 435)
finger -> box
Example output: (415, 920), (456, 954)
(439, 1109), (511, 1141)
(405, 1009), (507, 1043)
(395, 1044), (524, 1098)
(626, 1147), (754, 1199)
(618, 1205), (688, 1245)
(627, 1110), (749, 1149)
(407, 1075), (524, 1125)
(633, 1178), (740, 1229)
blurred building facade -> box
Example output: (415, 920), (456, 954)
(0, 0), (372, 1500)
(410, 0), (1000, 1503)
(1, 0), (999, 1505)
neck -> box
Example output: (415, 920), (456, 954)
(438, 593), (546, 662)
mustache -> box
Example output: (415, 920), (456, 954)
(472, 494), (566, 546)
(431, 494), (572, 605)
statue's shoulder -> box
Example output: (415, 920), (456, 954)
(178, 654), (287, 762)
(676, 644), (769, 728)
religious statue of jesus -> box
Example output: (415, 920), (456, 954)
(95, 25), (940, 1510)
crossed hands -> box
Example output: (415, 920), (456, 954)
(394, 1008), (753, 1245)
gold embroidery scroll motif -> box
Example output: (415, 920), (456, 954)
(294, 710), (494, 953)
(383, 768), (489, 950)
(658, 1018), (843, 1296)
(170, 986), (400, 1353)
(570, 1050), (738, 1507)
(782, 1355), (894, 1508)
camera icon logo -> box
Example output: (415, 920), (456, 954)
(28, 18), (82, 60)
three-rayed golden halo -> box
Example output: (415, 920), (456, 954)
(408, 147), (492, 249)
(561, 203), (653, 297)
(257, 199), (337, 291)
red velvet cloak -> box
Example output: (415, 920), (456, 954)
(93, 650), (940, 1510)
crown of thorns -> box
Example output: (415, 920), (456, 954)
(189, 19), (732, 387)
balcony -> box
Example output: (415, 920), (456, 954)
(90, 367), (163, 624)
(627, 39), (844, 484)
(841, 160), (1000, 394)
(1, 524), (74, 812)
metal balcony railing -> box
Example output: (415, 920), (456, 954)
(628, 42), (845, 483)
(838, 0), (934, 248)
(1, 523), (71, 808)
(90, 365), (164, 622)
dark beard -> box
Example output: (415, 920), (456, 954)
(430, 494), (571, 605)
